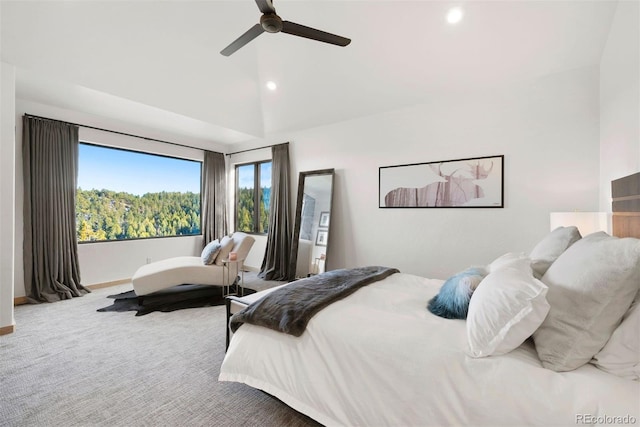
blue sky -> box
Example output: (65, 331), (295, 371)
(237, 162), (272, 189)
(78, 144), (201, 195)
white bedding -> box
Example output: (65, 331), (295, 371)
(219, 272), (639, 426)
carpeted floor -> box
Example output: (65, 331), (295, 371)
(0, 272), (321, 427)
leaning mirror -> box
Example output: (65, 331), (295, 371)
(289, 169), (335, 280)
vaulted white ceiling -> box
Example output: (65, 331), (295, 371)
(1, 1), (617, 149)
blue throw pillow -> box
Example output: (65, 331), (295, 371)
(428, 267), (487, 319)
(201, 240), (222, 265)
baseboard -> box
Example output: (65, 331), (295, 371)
(13, 279), (130, 306)
(0, 324), (15, 335)
(14, 296), (28, 306)
(86, 278), (130, 290)
(243, 266), (259, 272)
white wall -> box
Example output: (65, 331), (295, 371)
(1, 62), (16, 331)
(240, 66), (601, 279)
(599, 0), (640, 210)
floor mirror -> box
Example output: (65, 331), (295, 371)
(289, 169), (335, 280)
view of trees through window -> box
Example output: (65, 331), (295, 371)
(76, 143), (201, 242)
(236, 161), (272, 233)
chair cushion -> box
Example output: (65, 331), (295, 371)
(132, 256), (226, 296)
(229, 232), (256, 262)
(132, 232), (256, 296)
(215, 235), (235, 266)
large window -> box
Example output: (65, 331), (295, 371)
(236, 161), (272, 233)
(76, 143), (201, 242)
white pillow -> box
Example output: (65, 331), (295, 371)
(214, 235), (235, 266)
(467, 259), (550, 358)
(529, 226), (581, 278)
(488, 252), (529, 273)
(201, 239), (221, 265)
(591, 298), (639, 381)
(533, 232), (640, 372)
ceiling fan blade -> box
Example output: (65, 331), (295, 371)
(255, 0), (276, 15)
(281, 21), (351, 47)
(220, 23), (265, 56)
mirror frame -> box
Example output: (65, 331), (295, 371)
(288, 168), (335, 280)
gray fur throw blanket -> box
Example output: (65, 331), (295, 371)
(230, 266), (399, 336)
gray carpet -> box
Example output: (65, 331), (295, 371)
(0, 273), (322, 427)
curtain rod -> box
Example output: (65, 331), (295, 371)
(226, 142), (289, 156)
(24, 113), (221, 154)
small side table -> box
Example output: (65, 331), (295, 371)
(221, 258), (244, 297)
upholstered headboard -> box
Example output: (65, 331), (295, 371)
(612, 172), (640, 238)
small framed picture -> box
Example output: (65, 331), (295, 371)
(316, 230), (328, 246)
(319, 211), (330, 228)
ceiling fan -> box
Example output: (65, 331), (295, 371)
(221, 0), (351, 56)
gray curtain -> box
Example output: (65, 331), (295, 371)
(202, 150), (227, 244)
(259, 143), (292, 280)
(22, 116), (88, 303)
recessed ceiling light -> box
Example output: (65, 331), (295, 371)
(446, 7), (464, 24)
(266, 81), (277, 91)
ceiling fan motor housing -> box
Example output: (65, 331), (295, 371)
(260, 13), (283, 33)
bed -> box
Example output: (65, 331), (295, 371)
(219, 174), (640, 426)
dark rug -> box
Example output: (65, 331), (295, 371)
(97, 284), (256, 316)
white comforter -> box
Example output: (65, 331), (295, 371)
(219, 273), (639, 426)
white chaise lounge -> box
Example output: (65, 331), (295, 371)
(132, 232), (255, 296)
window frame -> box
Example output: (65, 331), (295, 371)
(76, 141), (203, 244)
(234, 160), (272, 235)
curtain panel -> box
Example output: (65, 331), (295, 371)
(259, 143), (292, 281)
(202, 150), (227, 244)
(22, 116), (88, 303)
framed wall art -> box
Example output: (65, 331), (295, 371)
(379, 155), (504, 208)
(316, 230), (328, 246)
(319, 211), (330, 228)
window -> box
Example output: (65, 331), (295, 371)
(76, 143), (201, 242)
(236, 161), (272, 233)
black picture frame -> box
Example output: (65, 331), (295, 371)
(315, 229), (328, 246)
(379, 155), (504, 208)
(319, 211), (330, 228)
